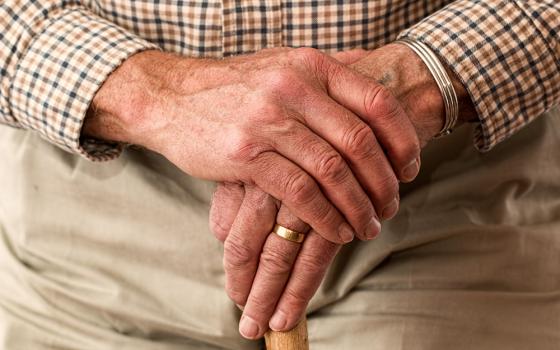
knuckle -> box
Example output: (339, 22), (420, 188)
(246, 192), (275, 217)
(397, 138), (421, 165)
(277, 210), (309, 233)
(223, 239), (255, 270)
(312, 202), (334, 226)
(363, 85), (384, 116)
(343, 123), (375, 160)
(245, 94), (288, 125)
(246, 295), (271, 316)
(376, 176), (399, 204)
(209, 219), (230, 242)
(366, 143), (384, 162)
(283, 286), (310, 308)
(226, 130), (272, 166)
(316, 152), (348, 184)
(227, 290), (247, 306)
(293, 47), (323, 63)
(272, 118), (301, 139)
(296, 252), (330, 273)
(324, 60), (344, 83)
(284, 171), (315, 206)
(225, 280), (248, 305)
(259, 247), (294, 277)
(265, 69), (302, 95)
(363, 85), (399, 119)
(217, 182), (244, 198)
(292, 47), (334, 79)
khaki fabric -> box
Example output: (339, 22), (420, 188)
(1, 107), (560, 349)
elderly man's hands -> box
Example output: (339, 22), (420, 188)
(210, 43), (478, 339)
(84, 47), (421, 244)
(211, 183), (339, 339)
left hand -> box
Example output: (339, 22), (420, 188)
(208, 51), (369, 340)
(210, 43), (475, 339)
(210, 184), (339, 339)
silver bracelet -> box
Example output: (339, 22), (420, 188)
(395, 38), (459, 138)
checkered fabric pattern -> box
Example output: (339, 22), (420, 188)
(400, 0), (560, 151)
(1, 1), (559, 159)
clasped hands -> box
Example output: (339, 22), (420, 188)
(207, 47), (445, 339)
(84, 44), (447, 340)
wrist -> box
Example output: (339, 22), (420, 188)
(350, 43), (476, 146)
(82, 50), (189, 150)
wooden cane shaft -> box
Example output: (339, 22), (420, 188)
(265, 317), (309, 350)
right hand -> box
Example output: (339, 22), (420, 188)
(85, 48), (420, 244)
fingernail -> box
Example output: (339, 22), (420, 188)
(402, 158), (420, 182)
(382, 197), (399, 220)
(239, 315), (260, 339)
(338, 222), (354, 243)
(270, 310), (288, 331)
(364, 216), (381, 240)
(381, 198), (399, 220)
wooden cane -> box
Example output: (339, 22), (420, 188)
(265, 317), (309, 350)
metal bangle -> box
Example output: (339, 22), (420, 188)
(395, 38), (459, 138)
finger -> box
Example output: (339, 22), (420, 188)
(272, 206), (310, 234)
(264, 118), (378, 240)
(239, 206), (307, 339)
(209, 182), (245, 242)
(223, 186), (278, 306)
(269, 231), (340, 331)
(295, 91), (400, 223)
(294, 49), (420, 183)
(250, 151), (355, 244)
(325, 61), (421, 183)
(330, 49), (370, 65)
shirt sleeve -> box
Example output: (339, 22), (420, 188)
(398, 0), (560, 152)
(0, 1), (159, 160)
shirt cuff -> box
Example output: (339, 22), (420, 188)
(10, 8), (159, 161)
(397, 0), (560, 152)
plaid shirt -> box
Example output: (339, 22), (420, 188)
(1, 1), (559, 160)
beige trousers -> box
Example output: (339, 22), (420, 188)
(1, 107), (559, 349)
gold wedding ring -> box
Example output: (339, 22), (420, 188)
(272, 224), (306, 243)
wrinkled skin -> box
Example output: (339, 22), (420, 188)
(209, 45), (476, 339)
